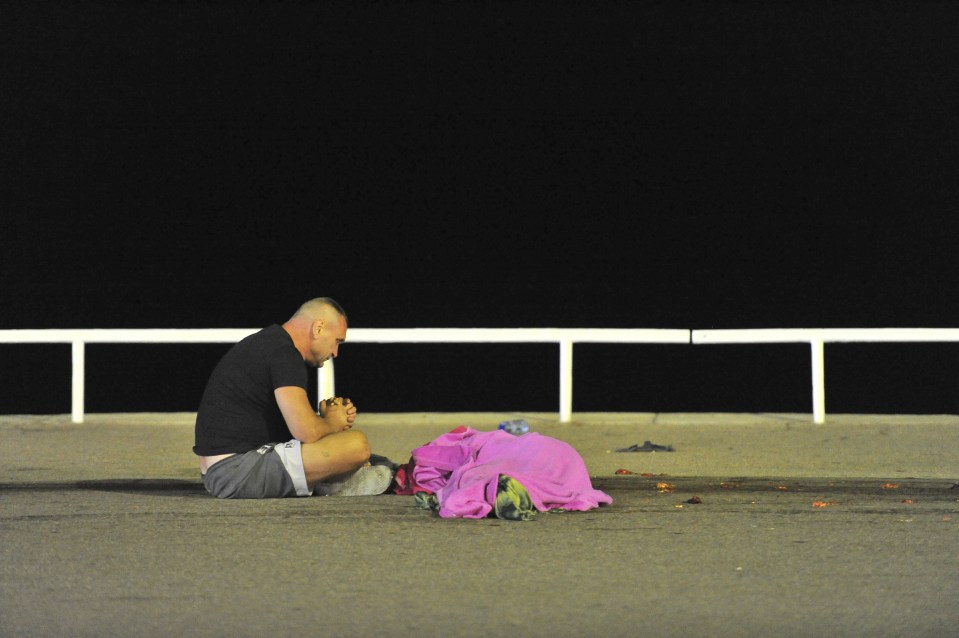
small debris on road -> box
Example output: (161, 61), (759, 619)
(616, 441), (675, 452)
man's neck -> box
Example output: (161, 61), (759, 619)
(281, 320), (309, 360)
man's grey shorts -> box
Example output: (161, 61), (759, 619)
(202, 440), (312, 499)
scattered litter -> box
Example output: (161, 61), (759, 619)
(656, 482), (675, 493)
(685, 496), (702, 504)
(720, 482), (739, 490)
(498, 419), (529, 435)
(776, 485), (789, 491)
(616, 441), (675, 453)
(812, 500), (836, 508)
(881, 483), (899, 489)
(901, 499), (914, 504)
(615, 468), (637, 475)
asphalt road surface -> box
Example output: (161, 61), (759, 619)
(2, 412), (957, 637)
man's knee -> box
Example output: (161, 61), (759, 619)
(341, 430), (372, 464)
(303, 430), (371, 466)
(301, 431), (372, 484)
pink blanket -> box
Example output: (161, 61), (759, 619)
(411, 426), (612, 519)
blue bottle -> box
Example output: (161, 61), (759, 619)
(498, 419), (530, 435)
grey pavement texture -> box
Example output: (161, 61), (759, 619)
(1, 412), (958, 638)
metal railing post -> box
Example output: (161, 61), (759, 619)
(72, 340), (85, 423)
(317, 360), (335, 410)
(810, 339), (825, 424)
(559, 340), (573, 422)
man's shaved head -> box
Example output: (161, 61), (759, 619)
(291, 297), (348, 324)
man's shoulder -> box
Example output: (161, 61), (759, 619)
(218, 325), (293, 367)
(240, 324), (292, 349)
(247, 323), (283, 340)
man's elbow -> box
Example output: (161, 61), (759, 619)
(290, 425), (325, 445)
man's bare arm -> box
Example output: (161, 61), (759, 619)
(274, 386), (352, 443)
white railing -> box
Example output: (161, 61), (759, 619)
(0, 329), (260, 424)
(0, 328), (689, 423)
(339, 328), (691, 423)
(2, 327), (958, 424)
(691, 328), (959, 423)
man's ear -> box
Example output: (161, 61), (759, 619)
(312, 319), (325, 337)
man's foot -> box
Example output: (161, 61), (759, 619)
(494, 474), (537, 521)
(314, 465), (393, 497)
(369, 453), (399, 471)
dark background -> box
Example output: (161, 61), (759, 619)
(2, 1), (958, 415)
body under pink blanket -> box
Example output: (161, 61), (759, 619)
(410, 426), (612, 519)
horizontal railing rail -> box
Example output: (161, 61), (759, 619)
(2, 327), (957, 424)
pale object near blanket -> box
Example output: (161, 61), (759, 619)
(411, 426), (613, 519)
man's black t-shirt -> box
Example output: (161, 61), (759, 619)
(193, 324), (309, 456)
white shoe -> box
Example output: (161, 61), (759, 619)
(314, 465), (393, 497)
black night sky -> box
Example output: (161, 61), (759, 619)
(2, 1), (958, 416)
